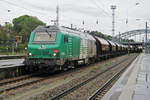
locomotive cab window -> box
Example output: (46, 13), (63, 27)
(33, 31), (57, 43)
(64, 35), (68, 43)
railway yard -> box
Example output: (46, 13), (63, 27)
(0, 1), (149, 100)
(0, 23), (146, 100)
(0, 53), (140, 100)
(0, 25), (147, 100)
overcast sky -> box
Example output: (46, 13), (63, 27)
(0, 0), (150, 36)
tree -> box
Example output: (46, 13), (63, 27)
(90, 31), (135, 42)
(0, 26), (9, 43)
(90, 31), (112, 40)
(5, 22), (13, 33)
(12, 15), (45, 42)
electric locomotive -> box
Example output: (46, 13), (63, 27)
(24, 25), (96, 72)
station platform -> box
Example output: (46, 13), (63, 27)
(0, 59), (24, 69)
(102, 53), (150, 100)
(0, 55), (25, 60)
(0, 55), (21, 57)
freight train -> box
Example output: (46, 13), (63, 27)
(23, 25), (142, 72)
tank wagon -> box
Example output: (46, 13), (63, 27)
(24, 25), (138, 72)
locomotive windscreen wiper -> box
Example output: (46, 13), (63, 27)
(46, 30), (52, 38)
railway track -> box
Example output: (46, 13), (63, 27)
(87, 55), (136, 100)
(0, 72), (46, 94)
(0, 54), (137, 100)
(0, 64), (90, 94)
(0, 73), (41, 86)
(47, 54), (138, 100)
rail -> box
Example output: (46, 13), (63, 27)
(87, 55), (137, 100)
(47, 55), (138, 100)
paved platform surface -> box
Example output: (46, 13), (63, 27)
(0, 55), (15, 57)
(0, 55), (22, 57)
(102, 53), (150, 100)
(0, 59), (24, 68)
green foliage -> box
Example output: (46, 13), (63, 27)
(5, 22), (13, 31)
(12, 15), (46, 42)
(0, 43), (27, 55)
(0, 15), (45, 55)
(90, 31), (135, 42)
(0, 26), (9, 43)
(90, 31), (112, 40)
(120, 38), (135, 42)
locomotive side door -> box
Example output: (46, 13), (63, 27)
(68, 37), (73, 57)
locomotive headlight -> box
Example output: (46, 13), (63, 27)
(52, 49), (59, 56)
(53, 53), (56, 56)
(29, 53), (32, 56)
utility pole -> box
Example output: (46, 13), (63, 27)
(111, 5), (116, 42)
(56, 5), (59, 26)
(71, 24), (73, 29)
(51, 6), (59, 25)
(119, 32), (121, 43)
(145, 21), (148, 53)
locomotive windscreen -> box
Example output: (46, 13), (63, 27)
(33, 31), (57, 43)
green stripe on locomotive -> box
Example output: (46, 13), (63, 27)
(27, 31), (81, 59)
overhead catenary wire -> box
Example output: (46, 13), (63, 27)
(0, 0), (88, 26)
(0, 0), (118, 33)
(89, 0), (111, 17)
(0, 0), (82, 29)
(0, 0), (55, 19)
(94, 0), (112, 15)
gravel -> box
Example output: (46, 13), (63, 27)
(1, 54), (134, 100)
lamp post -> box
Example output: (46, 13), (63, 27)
(136, 19), (149, 53)
(7, 9), (15, 55)
(145, 21), (148, 53)
(111, 5), (116, 42)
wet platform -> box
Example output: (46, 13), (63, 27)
(0, 55), (25, 60)
(102, 53), (150, 100)
(0, 59), (24, 69)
